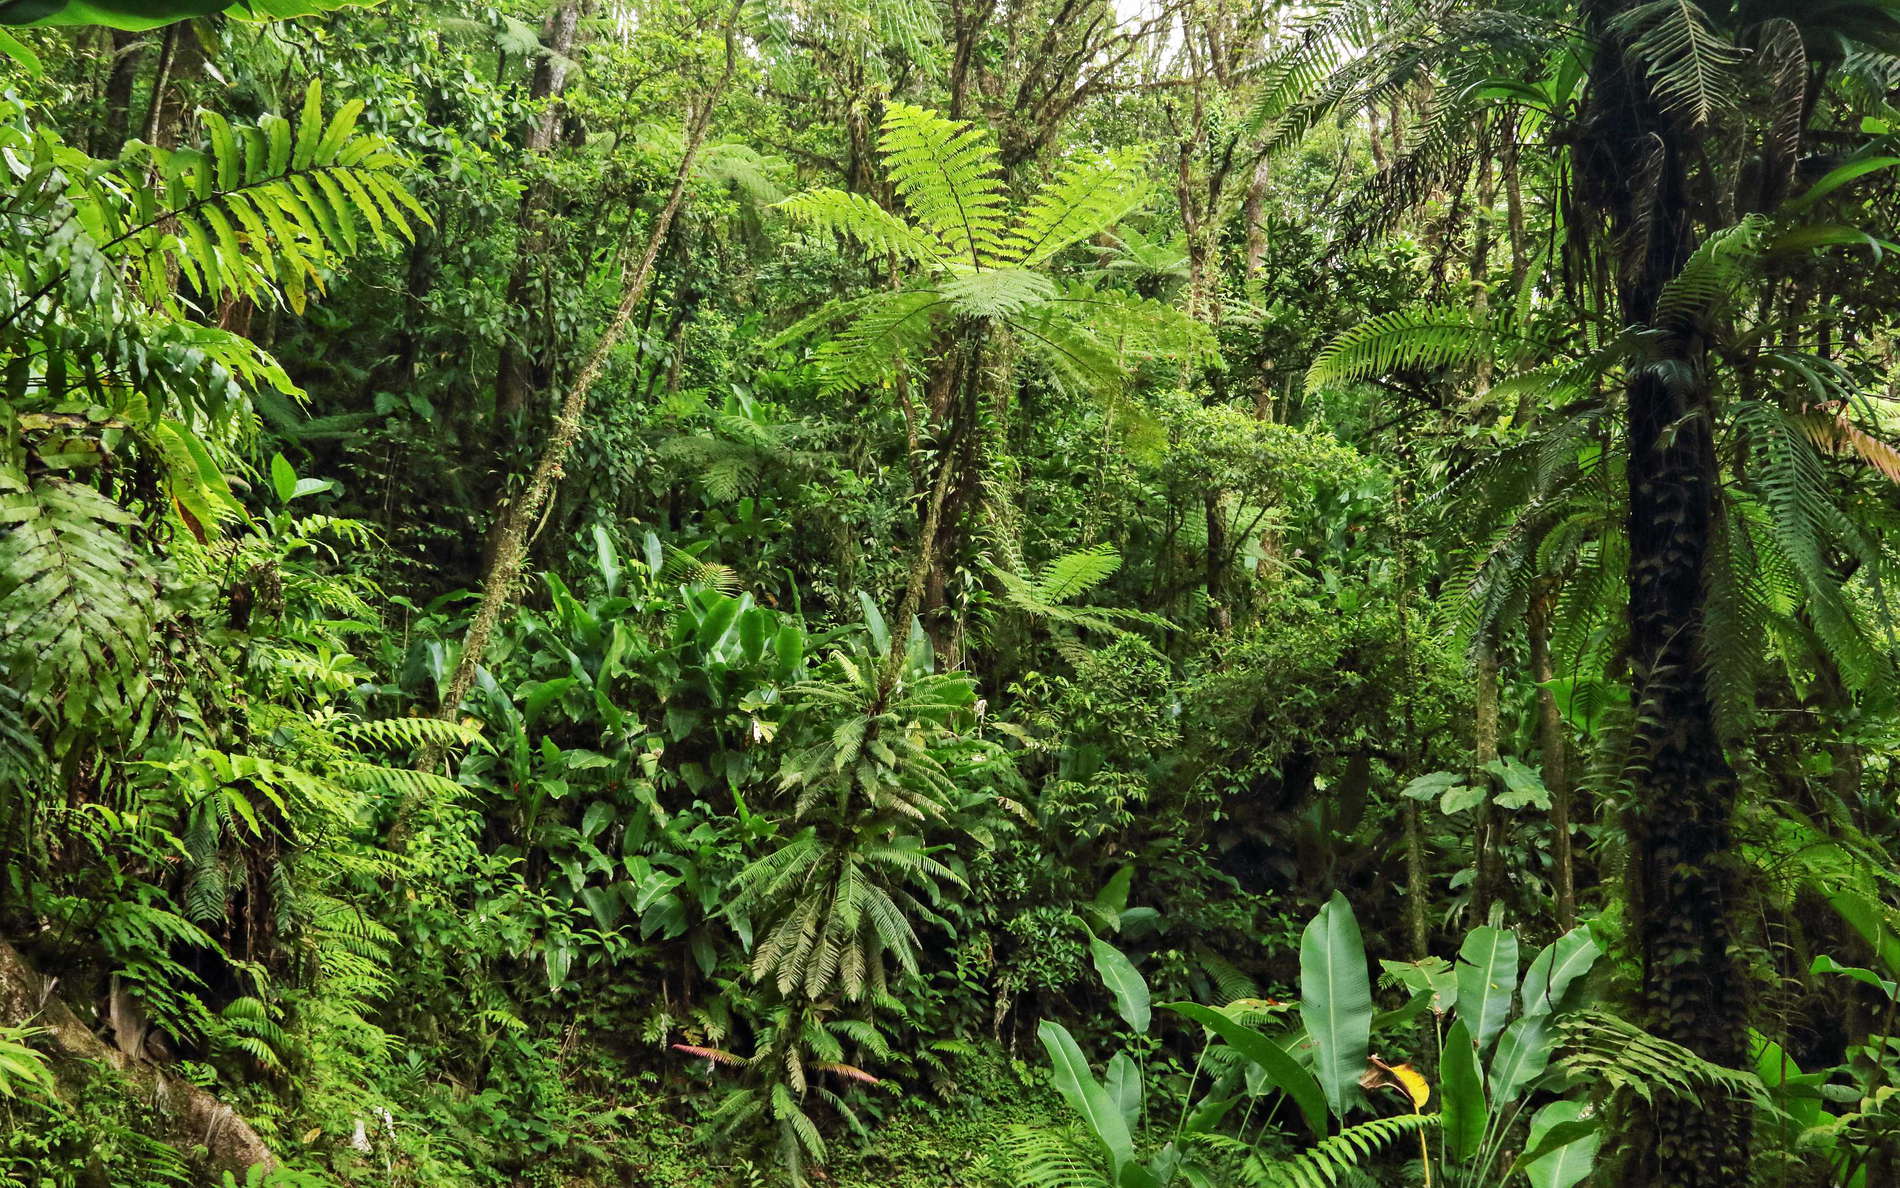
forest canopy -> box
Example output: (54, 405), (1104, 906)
(2, 0), (1900, 1184)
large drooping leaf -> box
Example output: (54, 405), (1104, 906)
(1163, 1001), (1327, 1136)
(1300, 891), (1373, 1117)
(1455, 925), (1519, 1055)
(1104, 1051), (1141, 1131)
(1520, 926), (1601, 1017)
(1089, 935), (1151, 1034)
(1038, 1020), (1134, 1178)
(1487, 1014), (1554, 1105)
(1439, 1017), (1487, 1160)
(1519, 1100), (1601, 1188)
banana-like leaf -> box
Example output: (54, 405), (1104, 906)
(1300, 891), (1372, 1117)
(1105, 1051), (1141, 1131)
(1440, 1017), (1487, 1161)
(1038, 1020), (1134, 1177)
(1090, 935), (1150, 1034)
(1486, 1014), (1553, 1105)
(0, 0), (377, 29)
(1520, 926), (1600, 1017)
(1163, 1001), (1327, 1136)
(1517, 1100), (1600, 1188)
(1455, 925), (1519, 1054)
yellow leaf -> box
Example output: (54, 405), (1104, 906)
(301, 1127), (322, 1144)
(1390, 1063), (1431, 1111)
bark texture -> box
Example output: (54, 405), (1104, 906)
(1580, 1), (1752, 1178)
(0, 942), (276, 1174)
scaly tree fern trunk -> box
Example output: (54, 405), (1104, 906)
(1579, 1), (1752, 1178)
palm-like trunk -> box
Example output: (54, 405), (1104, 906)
(1581, 3), (1751, 1178)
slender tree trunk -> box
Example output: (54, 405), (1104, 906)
(141, 25), (179, 146)
(1396, 498), (1429, 960)
(1470, 641), (1501, 923)
(1528, 578), (1575, 929)
(100, 31), (144, 155)
(1581, 2), (1751, 1178)
(419, 1), (742, 774)
(495, 0), (589, 422)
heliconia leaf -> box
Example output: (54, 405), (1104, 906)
(1105, 1051), (1141, 1130)
(1300, 891), (1373, 1118)
(1521, 926), (1601, 1017)
(1455, 925), (1519, 1055)
(1089, 935), (1150, 1034)
(1163, 1001), (1327, 1136)
(1440, 1017), (1487, 1160)
(1038, 1020), (1134, 1177)
(1518, 1100), (1601, 1188)
(1487, 1014), (1554, 1105)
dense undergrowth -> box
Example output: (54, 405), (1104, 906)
(3, 0), (1900, 1185)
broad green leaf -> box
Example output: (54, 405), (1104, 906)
(1519, 1100), (1600, 1188)
(1786, 155), (1900, 213)
(1105, 1051), (1141, 1130)
(1455, 925), (1518, 1054)
(1440, 782), (1487, 814)
(1300, 891), (1372, 1117)
(1487, 1014), (1553, 1105)
(1812, 953), (1898, 1001)
(856, 590), (890, 656)
(1440, 1017), (1487, 1160)
(1483, 756), (1550, 810)
(0, 27), (40, 75)
(269, 453), (297, 503)
(1401, 770), (1464, 801)
(1521, 926), (1601, 1017)
(1038, 1020), (1133, 1177)
(1826, 892), (1900, 979)
(1163, 1001), (1327, 1136)
(1090, 935), (1150, 1034)
(1381, 955), (1457, 1014)
(592, 524), (622, 597)
(1095, 864), (1135, 919)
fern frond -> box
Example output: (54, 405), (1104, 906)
(941, 267), (1056, 319)
(1307, 306), (1484, 387)
(814, 288), (947, 393)
(0, 470), (156, 722)
(1248, 1113), (1437, 1187)
(1004, 152), (1148, 267)
(1006, 1124), (1111, 1188)
(1557, 1008), (1770, 1108)
(777, 188), (947, 267)
(879, 103), (1008, 267)
(1033, 543), (1121, 603)
(1610, 0), (1748, 127)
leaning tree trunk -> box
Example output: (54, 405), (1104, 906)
(0, 943), (276, 1174)
(413, 0), (742, 783)
(1580, 2), (1752, 1179)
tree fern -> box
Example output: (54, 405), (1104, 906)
(776, 108), (1207, 399)
(1005, 151), (1149, 267)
